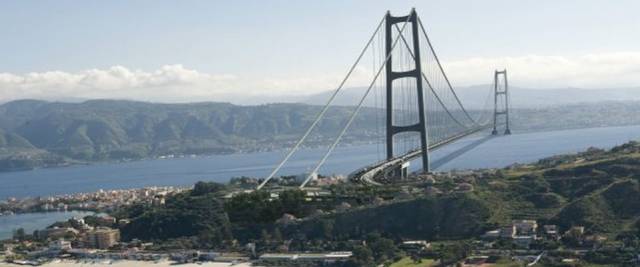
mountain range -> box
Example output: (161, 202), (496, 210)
(1, 97), (640, 172)
(302, 85), (640, 109)
(0, 100), (380, 171)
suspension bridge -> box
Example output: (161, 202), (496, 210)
(257, 9), (511, 189)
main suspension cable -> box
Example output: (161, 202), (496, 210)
(417, 17), (478, 125)
(257, 15), (386, 190)
(300, 15), (412, 188)
(392, 23), (470, 129)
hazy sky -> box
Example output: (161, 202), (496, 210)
(1, 0), (640, 103)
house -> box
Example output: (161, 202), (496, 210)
(82, 228), (120, 249)
(513, 235), (536, 249)
(565, 226), (585, 237)
(482, 230), (501, 240)
(398, 240), (431, 253)
(35, 227), (79, 240)
(336, 202), (352, 212)
(500, 225), (516, 239)
(96, 215), (116, 225)
(276, 214), (298, 225)
(583, 235), (607, 249)
(512, 220), (537, 235)
(455, 183), (474, 192)
(463, 256), (489, 266)
(49, 240), (72, 251)
(543, 225), (559, 240)
(260, 252), (352, 264)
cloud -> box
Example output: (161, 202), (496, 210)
(443, 52), (640, 88)
(0, 65), (240, 103)
(1, 52), (640, 104)
(0, 64), (374, 104)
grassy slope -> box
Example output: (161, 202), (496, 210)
(295, 141), (640, 242)
(390, 257), (436, 267)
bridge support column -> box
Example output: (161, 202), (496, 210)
(492, 69), (511, 135)
(385, 162), (410, 180)
(385, 9), (430, 174)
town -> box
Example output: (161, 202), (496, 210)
(3, 142), (640, 266)
(0, 187), (187, 215)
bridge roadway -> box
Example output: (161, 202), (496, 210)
(348, 124), (492, 185)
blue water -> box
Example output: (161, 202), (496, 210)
(2, 125), (640, 239)
(1, 125), (640, 201)
(0, 211), (95, 240)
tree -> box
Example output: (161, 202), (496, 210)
(273, 228), (283, 244)
(279, 189), (307, 216)
(321, 220), (334, 240)
(365, 233), (399, 264)
(347, 245), (374, 266)
(121, 191), (232, 247)
(192, 181), (226, 196)
(437, 241), (471, 266)
(13, 228), (26, 241)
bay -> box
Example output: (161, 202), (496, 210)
(1, 125), (640, 200)
(0, 211), (95, 240)
(2, 125), (640, 239)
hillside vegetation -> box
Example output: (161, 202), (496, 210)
(3, 99), (640, 171)
(0, 100), (379, 171)
(110, 141), (640, 265)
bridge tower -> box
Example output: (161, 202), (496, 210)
(492, 69), (511, 135)
(385, 9), (430, 175)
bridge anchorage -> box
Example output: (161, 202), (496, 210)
(257, 9), (510, 190)
(492, 69), (511, 135)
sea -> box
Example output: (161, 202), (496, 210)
(1, 125), (640, 239)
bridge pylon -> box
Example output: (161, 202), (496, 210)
(492, 69), (511, 135)
(385, 9), (430, 175)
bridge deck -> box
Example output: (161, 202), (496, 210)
(348, 124), (490, 185)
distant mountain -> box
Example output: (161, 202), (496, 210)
(1, 98), (640, 172)
(0, 100), (381, 171)
(303, 86), (640, 109)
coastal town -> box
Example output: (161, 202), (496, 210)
(3, 149), (640, 267)
(0, 210), (625, 266)
(0, 187), (187, 215)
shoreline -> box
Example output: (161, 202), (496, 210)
(0, 260), (254, 267)
(3, 122), (640, 175)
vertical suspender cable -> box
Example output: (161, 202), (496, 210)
(417, 17), (477, 126)
(257, 15), (386, 190)
(300, 16), (412, 188)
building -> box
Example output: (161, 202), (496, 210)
(295, 172), (317, 184)
(500, 225), (516, 239)
(82, 228), (120, 249)
(454, 183), (474, 192)
(463, 256), (489, 266)
(276, 213), (298, 225)
(336, 202), (352, 212)
(49, 240), (72, 251)
(96, 215), (116, 225)
(482, 230), (501, 240)
(543, 225), (560, 240)
(512, 220), (537, 235)
(260, 251), (352, 264)
(398, 240), (431, 254)
(565, 226), (585, 237)
(35, 227), (79, 240)
(513, 235), (536, 249)
(583, 235), (607, 249)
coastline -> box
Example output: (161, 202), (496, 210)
(0, 260), (253, 267)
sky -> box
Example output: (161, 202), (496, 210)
(1, 0), (640, 103)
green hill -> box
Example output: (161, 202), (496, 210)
(112, 142), (640, 265)
(290, 142), (640, 242)
(0, 100), (379, 171)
